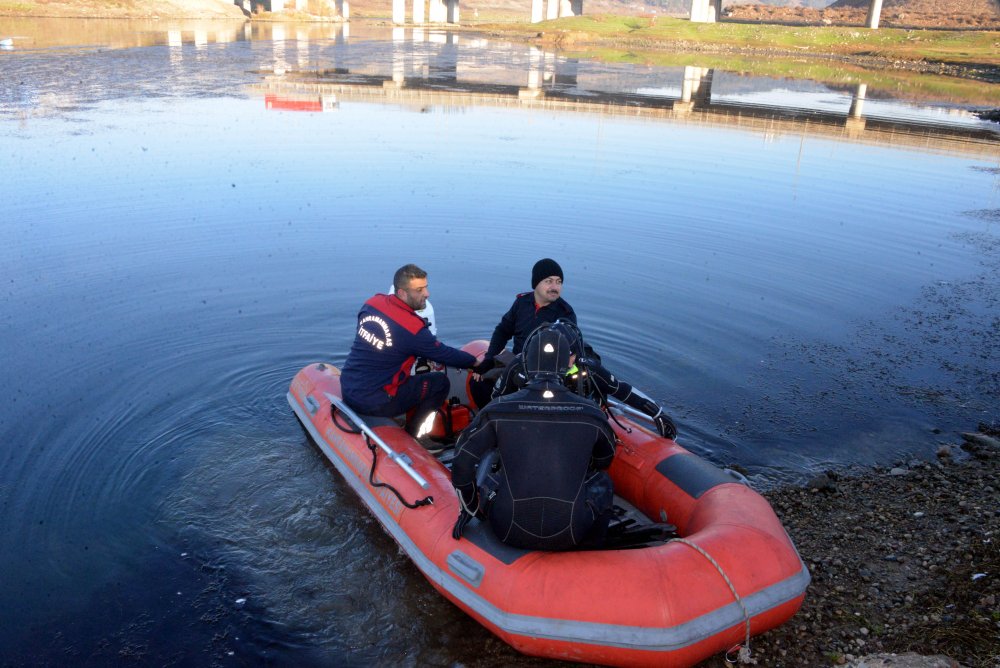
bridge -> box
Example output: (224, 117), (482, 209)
(255, 0), (889, 28)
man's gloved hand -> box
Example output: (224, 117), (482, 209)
(654, 411), (677, 440)
(471, 358), (496, 376)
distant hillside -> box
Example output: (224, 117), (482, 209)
(729, 0), (830, 6)
(604, 0), (1000, 13)
(611, 0), (835, 10)
(829, 0), (999, 11)
(575, 0), (833, 12)
(342, 0), (835, 17)
(724, 0), (1000, 28)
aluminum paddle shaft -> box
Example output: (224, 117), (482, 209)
(325, 392), (430, 490)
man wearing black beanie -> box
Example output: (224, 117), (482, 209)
(483, 258), (576, 361)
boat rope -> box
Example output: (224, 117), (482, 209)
(670, 537), (754, 665)
(457, 488), (479, 517)
(365, 435), (433, 509)
(332, 406), (362, 434)
(604, 404), (632, 434)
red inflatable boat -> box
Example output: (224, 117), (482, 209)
(287, 342), (809, 667)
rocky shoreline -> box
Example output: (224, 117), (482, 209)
(746, 425), (1000, 668)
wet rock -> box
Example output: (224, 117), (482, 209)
(960, 432), (1000, 450)
(807, 472), (837, 492)
(889, 467), (909, 476)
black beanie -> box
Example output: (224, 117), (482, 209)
(531, 258), (563, 288)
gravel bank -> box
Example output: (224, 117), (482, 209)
(743, 425), (1000, 668)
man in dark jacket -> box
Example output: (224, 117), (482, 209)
(451, 325), (616, 551)
(340, 264), (486, 437)
(484, 258), (576, 361)
(467, 257), (576, 408)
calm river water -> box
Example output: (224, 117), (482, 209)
(1, 17), (998, 666)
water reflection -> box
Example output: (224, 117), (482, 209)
(0, 17), (251, 49)
(4, 16), (998, 153)
(247, 27), (1000, 158)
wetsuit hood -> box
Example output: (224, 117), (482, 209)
(524, 326), (571, 377)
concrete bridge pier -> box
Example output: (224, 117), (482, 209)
(446, 0), (459, 24)
(689, 0), (722, 23)
(531, 0), (579, 22)
(531, 0), (543, 22)
(336, 0), (349, 20)
(388, 27), (406, 86)
(846, 83), (868, 133)
(413, 0), (425, 24)
(430, 34), (459, 80)
(553, 56), (579, 86)
(269, 24), (289, 73)
(559, 0), (581, 17)
(866, 0), (883, 28)
(296, 27), (311, 69)
(411, 28), (428, 77)
(848, 83), (867, 119)
(428, 0), (447, 22)
(689, 0), (702, 22)
(520, 46), (545, 99)
(329, 22), (348, 69)
(681, 66), (711, 103)
(675, 66), (712, 114)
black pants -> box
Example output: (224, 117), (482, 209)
(353, 372), (449, 435)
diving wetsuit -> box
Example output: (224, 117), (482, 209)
(492, 355), (677, 440)
(451, 378), (616, 551)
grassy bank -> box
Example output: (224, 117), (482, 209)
(494, 15), (1000, 65)
(469, 15), (1000, 81)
